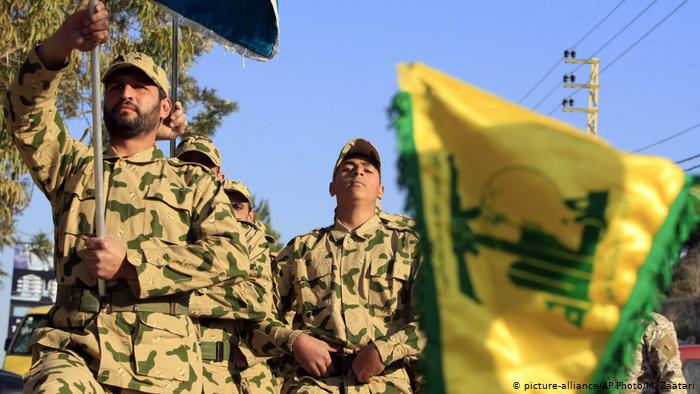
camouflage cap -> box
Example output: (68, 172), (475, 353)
(223, 179), (253, 205)
(175, 136), (222, 168)
(101, 52), (170, 97)
(333, 138), (381, 179)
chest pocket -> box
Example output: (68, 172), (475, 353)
(295, 254), (333, 322)
(61, 173), (96, 236)
(366, 253), (412, 317)
(144, 182), (193, 245)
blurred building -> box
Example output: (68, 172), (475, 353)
(5, 243), (55, 338)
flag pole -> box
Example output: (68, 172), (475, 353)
(169, 16), (179, 157)
(90, 0), (106, 298)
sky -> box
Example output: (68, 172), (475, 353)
(1, 0), (699, 362)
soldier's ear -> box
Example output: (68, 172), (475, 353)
(159, 97), (172, 120)
(377, 185), (384, 200)
(329, 181), (336, 197)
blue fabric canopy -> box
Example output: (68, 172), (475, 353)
(153, 0), (279, 61)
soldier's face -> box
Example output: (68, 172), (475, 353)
(227, 192), (254, 222)
(103, 70), (170, 139)
(330, 157), (384, 204)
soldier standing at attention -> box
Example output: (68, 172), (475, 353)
(4, 2), (251, 392)
(254, 138), (425, 393)
(215, 180), (279, 394)
(625, 312), (687, 394)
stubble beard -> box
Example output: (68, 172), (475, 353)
(103, 100), (161, 140)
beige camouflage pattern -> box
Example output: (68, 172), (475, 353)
(625, 313), (687, 394)
(175, 136), (223, 167)
(5, 48), (252, 393)
(101, 52), (171, 96)
(224, 179), (254, 205)
(191, 218), (277, 394)
(253, 213), (425, 394)
(332, 138), (382, 178)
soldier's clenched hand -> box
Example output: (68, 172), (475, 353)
(156, 101), (188, 140)
(292, 333), (337, 377)
(352, 343), (385, 383)
(81, 235), (136, 280)
(38, 1), (109, 69)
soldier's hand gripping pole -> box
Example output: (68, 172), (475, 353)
(90, 0), (107, 298)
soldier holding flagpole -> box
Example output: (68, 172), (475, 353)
(4, 2), (253, 392)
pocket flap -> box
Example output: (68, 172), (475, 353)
(145, 181), (193, 212)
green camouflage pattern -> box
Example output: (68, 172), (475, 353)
(191, 219), (277, 393)
(101, 52), (171, 96)
(6, 48), (251, 393)
(175, 136), (223, 167)
(625, 313), (687, 394)
(253, 213), (425, 393)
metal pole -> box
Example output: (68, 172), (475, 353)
(90, 0), (106, 297)
(169, 17), (179, 157)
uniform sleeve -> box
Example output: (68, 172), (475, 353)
(126, 175), (251, 299)
(649, 318), (687, 392)
(248, 239), (306, 357)
(373, 232), (427, 365)
(237, 224), (276, 366)
(4, 47), (91, 201)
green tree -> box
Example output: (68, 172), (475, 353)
(29, 231), (53, 263)
(0, 0), (238, 248)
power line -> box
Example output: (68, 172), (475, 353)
(518, 0), (627, 104)
(676, 152), (700, 165)
(633, 120), (700, 153)
(685, 163), (700, 172)
(601, 0), (687, 74)
(533, 0), (659, 111)
(546, 0), (686, 116)
(588, 0), (658, 60)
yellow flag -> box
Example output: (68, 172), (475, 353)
(392, 63), (699, 393)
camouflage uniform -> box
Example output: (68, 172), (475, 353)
(189, 179), (277, 394)
(175, 136), (223, 168)
(252, 139), (425, 394)
(5, 49), (251, 393)
(625, 312), (687, 394)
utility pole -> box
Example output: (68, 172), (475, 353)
(561, 50), (599, 136)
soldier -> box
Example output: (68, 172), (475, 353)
(216, 179), (278, 394)
(625, 312), (687, 394)
(175, 135), (225, 180)
(225, 180), (278, 248)
(253, 138), (425, 393)
(4, 3), (251, 392)
(167, 136), (277, 392)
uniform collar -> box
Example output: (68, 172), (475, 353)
(104, 145), (165, 163)
(329, 214), (381, 243)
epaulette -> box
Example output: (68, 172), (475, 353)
(378, 211), (417, 233)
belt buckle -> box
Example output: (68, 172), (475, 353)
(215, 341), (225, 362)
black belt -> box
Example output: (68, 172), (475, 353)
(331, 352), (356, 376)
(56, 284), (189, 315)
(200, 341), (246, 366)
